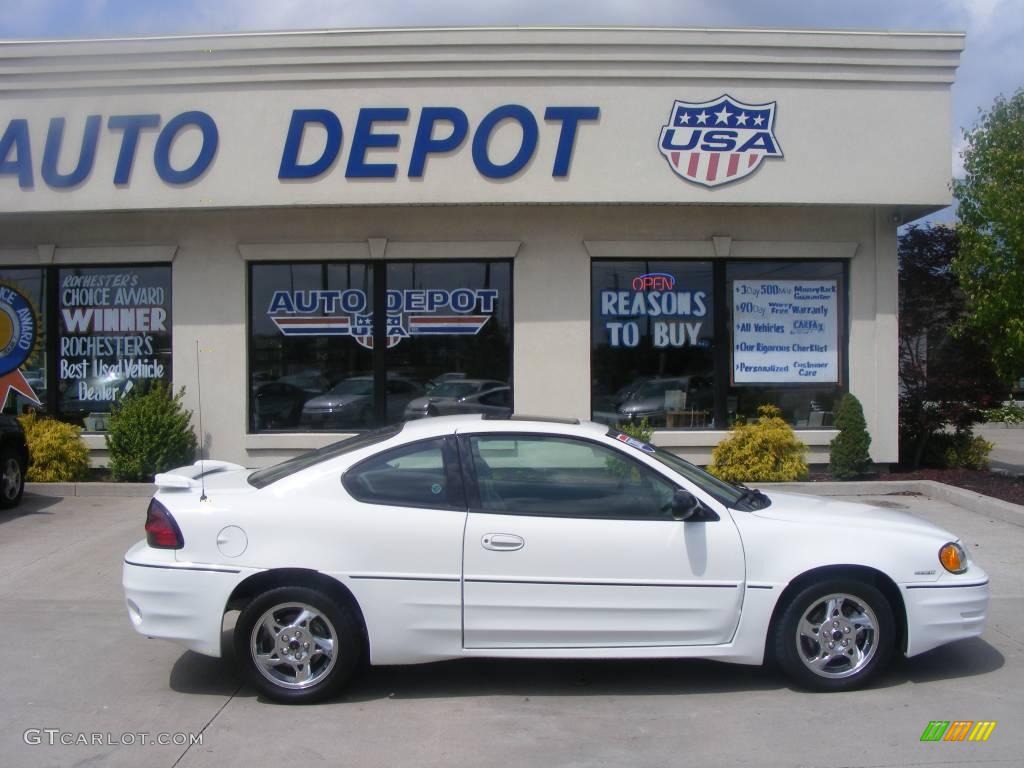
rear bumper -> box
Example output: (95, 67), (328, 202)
(903, 574), (990, 657)
(122, 540), (259, 657)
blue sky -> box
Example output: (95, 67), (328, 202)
(2, 0), (1022, 224)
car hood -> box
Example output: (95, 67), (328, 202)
(303, 394), (367, 409)
(407, 395), (460, 410)
(618, 397), (661, 413)
(752, 491), (957, 540)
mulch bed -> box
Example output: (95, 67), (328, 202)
(800, 467), (1024, 506)
(884, 468), (1024, 507)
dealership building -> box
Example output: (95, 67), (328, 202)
(0, 27), (963, 466)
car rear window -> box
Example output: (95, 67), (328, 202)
(247, 425), (402, 489)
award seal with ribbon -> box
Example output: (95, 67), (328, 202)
(0, 284), (42, 408)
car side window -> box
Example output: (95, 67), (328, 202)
(479, 389), (511, 407)
(468, 435), (676, 519)
(343, 438), (462, 509)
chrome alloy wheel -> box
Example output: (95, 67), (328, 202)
(249, 602), (339, 690)
(795, 592), (879, 679)
(2, 456), (22, 502)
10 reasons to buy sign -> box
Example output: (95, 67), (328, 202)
(732, 280), (838, 383)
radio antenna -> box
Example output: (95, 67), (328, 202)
(196, 340), (207, 502)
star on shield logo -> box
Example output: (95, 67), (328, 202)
(658, 95), (783, 187)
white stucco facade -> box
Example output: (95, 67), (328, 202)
(0, 27), (962, 466)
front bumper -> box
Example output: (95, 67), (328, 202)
(903, 571), (990, 657)
(122, 540), (259, 657)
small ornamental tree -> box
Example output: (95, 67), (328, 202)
(898, 224), (1005, 468)
(708, 405), (808, 482)
(106, 382), (197, 482)
(829, 393), (872, 479)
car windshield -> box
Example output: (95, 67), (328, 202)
(248, 426), (402, 489)
(430, 382), (478, 398)
(329, 379), (373, 396)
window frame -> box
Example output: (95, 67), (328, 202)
(457, 431), (688, 522)
(341, 435), (467, 511)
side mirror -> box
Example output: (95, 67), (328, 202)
(670, 489), (701, 521)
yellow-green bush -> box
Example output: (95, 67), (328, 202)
(708, 405), (808, 482)
(18, 412), (90, 482)
(944, 432), (993, 470)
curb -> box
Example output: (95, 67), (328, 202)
(26, 482), (153, 498)
(763, 480), (1024, 528)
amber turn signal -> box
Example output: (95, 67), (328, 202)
(939, 542), (968, 574)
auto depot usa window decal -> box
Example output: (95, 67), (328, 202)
(268, 288), (498, 349)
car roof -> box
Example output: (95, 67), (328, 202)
(398, 413), (608, 438)
(432, 378), (503, 386)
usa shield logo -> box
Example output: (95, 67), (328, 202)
(658, 95), (783, 187)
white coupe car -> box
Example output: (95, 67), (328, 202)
(123, 415), (989, 703)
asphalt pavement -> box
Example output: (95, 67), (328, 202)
(977, 422), (1024, 476)
(1, 491), (1021, 768)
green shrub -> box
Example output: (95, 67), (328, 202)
(106, 383), (197, 482)
(829, 393), (872, 479)
(708, 405), (808, 482)
(18, 412), (90, 482)
(944, 431), (993, 470)
(986, 402), (1024, 425)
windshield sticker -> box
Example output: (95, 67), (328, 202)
(616, 433), (656, 453)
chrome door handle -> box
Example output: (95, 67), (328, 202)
(481, 533), (524, 551)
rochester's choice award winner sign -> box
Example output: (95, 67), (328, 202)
(59, 268), (171, 406)
(732, 280), (839, 383)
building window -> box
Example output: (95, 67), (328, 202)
(1, 264), (173, 431)
(591, 259), (846, 429)
(57, 265), (173, 431)
(249, 260), (512, 432)
(591, 260), (714, 428)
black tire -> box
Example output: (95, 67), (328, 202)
(234, 586), (362, 704)
(773, 578), (894, 692)
(0, 449), (25, 509)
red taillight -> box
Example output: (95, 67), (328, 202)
(145, 499), (184, 549)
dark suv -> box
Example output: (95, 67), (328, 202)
(0, 414), (29, 509)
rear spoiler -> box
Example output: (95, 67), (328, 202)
(154, 460), (248, 489)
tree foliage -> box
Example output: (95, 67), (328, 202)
(898, 225), (1005, 468)
(828, 393), (871, 480)
(952, 88), (1024, 381)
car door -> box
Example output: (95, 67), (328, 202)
(339, 436), (467, 661)
(460, 433), (745, 649)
